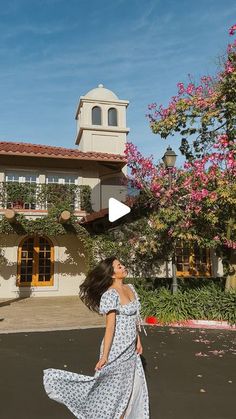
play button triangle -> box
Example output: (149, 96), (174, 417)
(108, 198), (131, 222)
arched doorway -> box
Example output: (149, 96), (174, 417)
(17, 236), (54, 287)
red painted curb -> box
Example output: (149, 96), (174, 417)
(144, 317), (236, 330)
(145, 316), (158, 324)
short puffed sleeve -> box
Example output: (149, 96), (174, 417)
(99, 289), (119, 315)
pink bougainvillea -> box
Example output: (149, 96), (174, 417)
(125, 24), (236, 252)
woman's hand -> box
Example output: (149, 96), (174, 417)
(136, 335), (143, 355)
(95, 356), (108, 371)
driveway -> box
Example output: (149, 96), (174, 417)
(0, 326), (235, 419)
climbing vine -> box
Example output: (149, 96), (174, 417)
(0, 182), (93, 212)
(0, 209), (93, 268)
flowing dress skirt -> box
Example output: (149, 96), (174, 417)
(43, 286), (150, 418)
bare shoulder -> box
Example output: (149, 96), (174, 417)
(127, 283), (138, 296)
(126, 283), (135, 289)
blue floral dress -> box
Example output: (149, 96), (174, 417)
(43, 283), (150, 419)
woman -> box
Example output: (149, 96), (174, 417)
(43, 256), (150, 418)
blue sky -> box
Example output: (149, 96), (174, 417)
(1, 0), (236, 166)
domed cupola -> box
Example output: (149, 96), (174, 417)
(75, 84), (129, 154)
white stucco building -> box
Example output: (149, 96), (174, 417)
(0, 85), (130, 298)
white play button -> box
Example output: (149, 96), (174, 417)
(108, 198), (131, 222)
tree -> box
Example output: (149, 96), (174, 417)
(125, 24), (236, 290)
(147, 24), (236, 162)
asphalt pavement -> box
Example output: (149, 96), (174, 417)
(0, 326), (235, 419)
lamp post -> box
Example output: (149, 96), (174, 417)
(162, 146), (178, 294)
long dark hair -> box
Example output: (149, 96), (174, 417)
(79, 256), (117, 313)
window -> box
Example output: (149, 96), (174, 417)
(176, 241), (211, 277)
(17, 236), (54, 286)
(46, 174), (60, 184)
(92, 106), (102, 125)
(46, 173), (77, 184)
(5, 171), (37, 210)
(64, 175), (77, 185)
(6, 172), (19, 182)
(6, 172), (37, 183)
(108, 108), (118, 126)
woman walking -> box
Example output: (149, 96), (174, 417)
(43, 256), (150, 418)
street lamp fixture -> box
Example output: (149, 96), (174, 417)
(162, 145), (178, 294)
(162, 145), (177, 168)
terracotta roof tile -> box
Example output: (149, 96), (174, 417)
(81, 208), (109, 223)
(0, 141), (127, 163)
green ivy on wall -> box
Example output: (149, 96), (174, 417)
(79, 185), (93, 213)
(0, 182), (93, 213)
(0, 205), (93, 264)
(0, 182), (94, 271)
(0, 182), (37, 206)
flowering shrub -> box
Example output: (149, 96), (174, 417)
(147, 25), (236, 162)
(125, 137), (236, 251)
(124, 24), (236, 289)
(90, 215), (170, 278)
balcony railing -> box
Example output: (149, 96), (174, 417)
(0, 182), (92, 213)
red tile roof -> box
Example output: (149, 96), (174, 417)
(81, 208), (109, 223)
(0, 141), (127, 163)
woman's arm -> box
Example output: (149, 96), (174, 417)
(136, 332), (143, 355)
(102, 310), (116, 358)
(95, 310), (116, 371)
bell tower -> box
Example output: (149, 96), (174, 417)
(75, 84), (129, 155)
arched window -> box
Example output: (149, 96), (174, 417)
(92, 106), (102, 125)
(176, 241), (211, 277)
(108, 108), (118, 126)
(17, 236), (54, 286)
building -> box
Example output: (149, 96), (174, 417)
(0, 85), (129, 298)
(0, 85), (224, 299)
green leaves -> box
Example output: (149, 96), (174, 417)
(148, 27), (236, 161)
(0, 212), (89, 240)
(0, 182), (93, 213)
(0, 182), (37, 205)
(137, 283), (236, 325)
